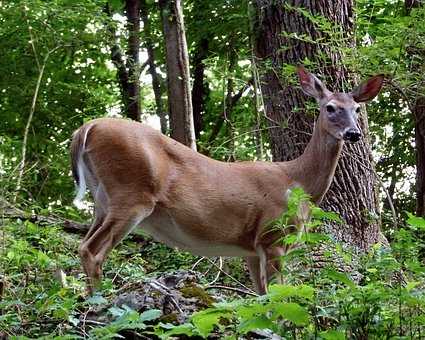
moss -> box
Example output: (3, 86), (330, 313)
(180, 284), (216, 307)
(160, 312), (179, 324)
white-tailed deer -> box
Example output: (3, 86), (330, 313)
(71, 68), (384, 294)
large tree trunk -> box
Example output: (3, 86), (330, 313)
(405, 0), (425, 216)
(140, 0), (167, 134)
(159, 0), (196, 150)
(415, 99), (425, 216)
(254, 0), (386, 255)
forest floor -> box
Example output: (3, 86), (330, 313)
(0, 214), (252, 338)
(1, 206), (425, 339)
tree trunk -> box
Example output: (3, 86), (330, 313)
(405, 0), (425, 216)
(125, 0), (141, 121)
(159, 0), (196, 150)
(106, 1), (141, 121)
(191, 38), (209, 139)
(254, 0), (386, 254)
(415, 99), (425, 216)
(140, 0), (167, 134)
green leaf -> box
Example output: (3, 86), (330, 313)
(300, 232), (329, 244)
(238, 315), (274, 334)
(311, 207), (342, 223)
(320, 330), (346, 340)
(273, 302), (310, 326)
(156, 323), (195, 339)
(108, 0), (124, 12)
(324, 269), (356, 288)
(191, 309), (232, 337)
(406, 212), (425, 230)
(296, 285), (315, 301)
(405, 281), (420, 292)
(140, 309), (161, 322)
(108, 306), (125, 318)
(268, 284), (315, 301)
(86, 294), (108, 305)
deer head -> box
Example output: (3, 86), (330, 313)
(297, 67), (384, 143)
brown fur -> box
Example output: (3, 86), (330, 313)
(71, 69), (384, 295)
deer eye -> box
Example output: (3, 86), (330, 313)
(355, 107), (361, 114)
(326, 105), (336, 113)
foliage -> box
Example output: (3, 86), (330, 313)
(0, 217), (243, 337)
(1, 0), (421, 218)
(353, 1), (425, 225)
(2, 194), (425, 338)
(152, 195), (425, 339)
(0, 0), (118, 206)
(1, 0), (425, 338)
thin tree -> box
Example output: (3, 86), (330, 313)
(159, 0), (196, 150)
(140, 0), (167, 133)
(107, 0), (141, 121)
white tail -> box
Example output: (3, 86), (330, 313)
(71, 126), (92, 209)
(71, 68), (384, 294)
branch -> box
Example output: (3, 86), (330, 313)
(0, 199), (148, 242)
(207, 79), (253, 145)
(14, 42), (61, 202)
(1, 200), (89, 233)
(387, 79), (415, 114)
(104, 3), (131, 116)
(205, 284), (257, 296)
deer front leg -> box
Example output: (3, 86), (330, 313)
(245, 245), (284, 295)
(246, 255), (266, 294)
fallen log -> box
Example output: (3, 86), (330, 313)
(0, 199), (146, 242)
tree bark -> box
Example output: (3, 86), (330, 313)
(125, 0), (141, 121)
(106, 2), (141, 121)
(405, 0), (425, 216)
(140, 0), (167, 133)
(191, 38), (209, 139)
(159, 0), (196, 150)
(415, 99), (425, 215)
(254, 0), (386, 254)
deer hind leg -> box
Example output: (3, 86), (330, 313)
(79, 201), (154, 294)
(82, 183), (108, 244)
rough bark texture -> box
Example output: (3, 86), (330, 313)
(191, 38), (209, 139)
(159, 0), (196, 150)
(415, 99), (425, 216)
(405, 0), (425, 216)
(254, 0), (385, 253)
(140, 0), (167, 133)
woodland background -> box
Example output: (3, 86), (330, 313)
(0, 0), (425, 338)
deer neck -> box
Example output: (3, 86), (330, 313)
(283, 121), (343, 203)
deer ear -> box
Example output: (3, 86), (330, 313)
(297, 66), (330, 100)
(351, 75), (385, 103)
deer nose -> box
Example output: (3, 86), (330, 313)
(343, 129), (362, 142)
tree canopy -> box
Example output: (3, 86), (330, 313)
(1, 0), (424, 337)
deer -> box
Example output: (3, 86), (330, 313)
(70, 67), (384, 295)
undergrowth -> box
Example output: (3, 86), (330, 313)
(1, 192), (424, 339)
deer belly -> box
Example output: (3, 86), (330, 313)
(138, 214), (256, 257)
